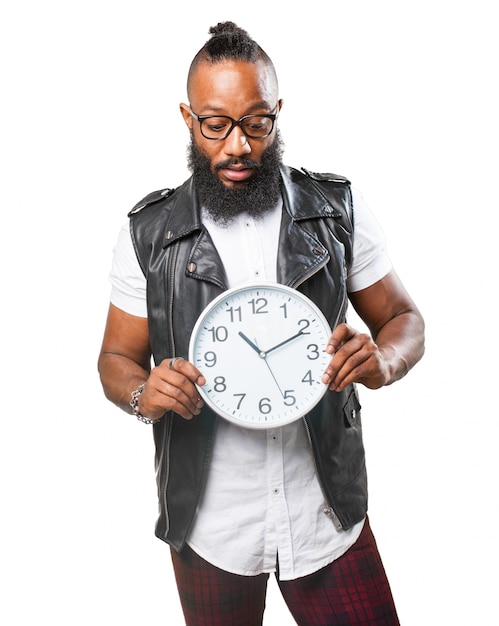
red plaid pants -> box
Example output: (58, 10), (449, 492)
(171, 516), (400, 625)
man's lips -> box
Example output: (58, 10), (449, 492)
(218, 166), (254, 183)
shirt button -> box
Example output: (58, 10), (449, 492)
(273, 488), (280, 494)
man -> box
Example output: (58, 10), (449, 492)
(98, 22), (424, 626)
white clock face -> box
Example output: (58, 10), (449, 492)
(189, 283), (331, 429)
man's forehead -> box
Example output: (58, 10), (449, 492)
(188, 59), (278, 104)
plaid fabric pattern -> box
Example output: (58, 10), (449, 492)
(278, 517), (400, 625)
(171, 517), (399, 625)
(171, 544), (268, 625)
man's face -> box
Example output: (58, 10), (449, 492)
(180, 59), (282, 189)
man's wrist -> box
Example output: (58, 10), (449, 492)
(379, 345), (408, 385)
(129, 382), (159, 424)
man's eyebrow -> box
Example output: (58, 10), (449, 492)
(194, 101), (274, 115)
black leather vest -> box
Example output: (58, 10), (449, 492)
(129, 166), (367, 551)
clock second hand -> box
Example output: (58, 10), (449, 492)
(238, 331), (285, 397)
(262, 357), (285, 398)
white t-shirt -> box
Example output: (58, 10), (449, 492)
(109, 187), (392, 580)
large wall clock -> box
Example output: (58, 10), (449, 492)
(189, 283), (332, 429)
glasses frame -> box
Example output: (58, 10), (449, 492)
(190, 105), (279, 140)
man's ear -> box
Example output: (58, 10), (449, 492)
(179, 103), (193, 130)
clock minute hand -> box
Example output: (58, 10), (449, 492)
(238, 331), (266, 358)
(265, 330), (305, 356)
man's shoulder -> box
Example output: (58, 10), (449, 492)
(298, 167), (351, 186)
(282, 165), (353, 222)
(126, 175), (196, 218)
(127, 186), (177, 217)
(283, 166), (354, 268)
(284, 165), (350, 187)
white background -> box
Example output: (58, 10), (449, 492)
(1, 1), (498, 624)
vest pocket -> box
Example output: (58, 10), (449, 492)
(343, 386), (362, 428)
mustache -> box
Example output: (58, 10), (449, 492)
(214, 157), (262, 171)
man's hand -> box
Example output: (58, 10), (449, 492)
(321, 271), (425, 393)
(138, 358), (206, 421)
(98, 305), (207, 422)
(322, 323), (391, 392)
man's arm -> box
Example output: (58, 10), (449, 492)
(322, 269), (425, 392)
(98, 304), (205, 421)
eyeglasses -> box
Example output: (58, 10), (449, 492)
(190, 105), (279, 140)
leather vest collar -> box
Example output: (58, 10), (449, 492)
(159, 165), (346, 248)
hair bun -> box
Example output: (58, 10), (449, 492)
(209, 21), (249, 38)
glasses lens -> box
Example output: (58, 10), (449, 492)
(241, 115), (274, 138)
(200, 117), (233, 139)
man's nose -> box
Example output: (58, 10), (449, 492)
(223, 125), (252, 156)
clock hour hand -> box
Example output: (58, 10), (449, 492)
(265, 330), (305, 355)
(238, 331), (266, 358)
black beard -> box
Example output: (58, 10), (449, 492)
(187, 131), (284, 226)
